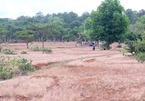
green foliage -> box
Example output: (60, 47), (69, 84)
(14, 29), (34, 49)
(91, 0), (129, 49)
(0, 24), (7, 43)
(0, 57), (13, 80)
(14, 29), (34, 40)
(134, 38), (145, 54)
(17, 58), (34, 75)
(135, 52), (145, 63)
(2, 48), (16, 55)
(31, 46), (52, 53)
(42, 48), (52, 54)
(135, 15), (145, 35)
(125, 41), (135, 54)
(30, 46), (42, 51)
(0, 45), (2, 52)
(21, 51), (27, 54)
(117, 44), (122, 48)
(0, 70), (13, 80)
(0, 56), (34, 80)
(101, 43), (111, 50)
(126, 35), (145, 63)
(125, 9), (138, 24)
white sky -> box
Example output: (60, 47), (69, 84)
(0, 0), (145, 19)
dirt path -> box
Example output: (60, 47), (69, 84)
(0, 42), (145, 101)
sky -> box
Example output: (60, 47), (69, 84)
(0, 0), (145, 19)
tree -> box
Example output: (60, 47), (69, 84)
(77, 17), (92, 43)
(91, 0), (129, 49)
(135, 15), (145, 35)
(47, 17), (65, 42)
(69, 20), (81, 29)
(138, 9), (145, 17)
(14, 29), (34, 49)
(0, 24), (7, 43)
(125, 9), (138, 24)
(31, 23), (48, 48)
(79, 12), (90, 23)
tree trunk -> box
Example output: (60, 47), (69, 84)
(26, 42), (29, 49)
(41, 36), (45, 48)
(53, 37), (56, 43)
(75, 42), (78, 47)
(42, 41), (44, 48)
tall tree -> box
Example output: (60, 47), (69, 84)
(14, 29), (34, 49)
(0, 24), (7, 43)
(125, 9), (138, 24)
(47, 17), (66, 42)
(91, 0), (129, 49)
(31, 23), (48, 47)
(135, 15), (145, 35)
(79, 12), (90, 23)
(138, 9), (145, 17)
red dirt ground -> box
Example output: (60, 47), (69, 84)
(0, 42), (145, 101)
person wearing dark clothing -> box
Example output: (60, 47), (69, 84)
(92, 45), (95, 51)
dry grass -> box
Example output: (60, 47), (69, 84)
(0, 42), (145, 101)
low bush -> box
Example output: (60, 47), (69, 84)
(101, 43), (111, 50)
(42, 48), (52, 54)
(135, 52), (145, 63)
(2, 48), (16, 55)
(117, 44), (122, 48)
(21, 51), (27, 54)
(17, 58), (34, 75)
(30, 46), (41, 51)
(0, 45), (2, 52)
(0, 57), (13, 80)
(0, 56), (34, 80)
(31, 46), (52, 53)
(0, 68), (13, 80)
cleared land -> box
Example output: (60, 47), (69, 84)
(0, 42), (145, 101)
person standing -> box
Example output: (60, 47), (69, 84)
(92, 44), (95, 51)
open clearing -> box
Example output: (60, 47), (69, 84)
(0, 42), (145, 101)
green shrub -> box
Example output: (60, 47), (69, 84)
(0, 57), (13, 80)
(21, 51), (27, 54)
(30, 46), (41, 51)
(135, 52), (145, 63)
(134, 39), (145, 54)
(117, 44), (122, 48)
(0, 70), (13, 80)
(101, 43), (111, 50)
(42, 48), (52, 54)
(0, 56), (34, 80)
(126, 41), (135, 54)
(17, 58), (34, 75)
(2, 48), (16, 55)
(0, 46), (2, 52)
(31, 46), (52, 53)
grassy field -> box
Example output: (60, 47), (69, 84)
(0, 42), (145, 101)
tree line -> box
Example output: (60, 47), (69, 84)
(0, 0), (145, 51)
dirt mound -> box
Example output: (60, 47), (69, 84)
(84, 58), (96, 62)
(32, 62), (57, 70)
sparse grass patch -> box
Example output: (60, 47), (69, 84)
(117, 44), (122, 48)
(0, 45), (2, 52)
(42, 48), (52, 54)
(21, 51), (27, 54)
(2, 48), (16, 55)
(31, 46), (52, 53)
(30, 46), (41, 51)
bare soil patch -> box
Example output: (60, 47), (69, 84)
(0, 42), (145, 101)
